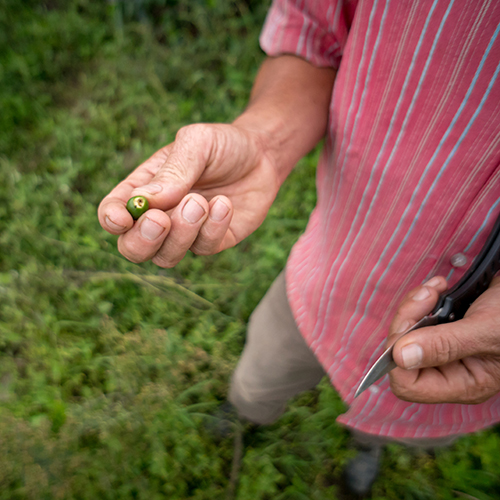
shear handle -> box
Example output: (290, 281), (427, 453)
(433, 212), (500, 325)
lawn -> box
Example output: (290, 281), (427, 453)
(0, 1), (499, 499)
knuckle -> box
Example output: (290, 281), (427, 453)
(190, 241), (216, 256)
(396, 300), (417, 319)
(402, 285), (422, 303)
(463, 367), (500, 404)
(389, 372), (431, 403)
(488, 321), (500, 355)
(389, 375), (412, 401)
(190, 227), (223, 256)
(123, 254), (144, 264)
(156, 125), (214, 188)
(430, 333), (459, 365)
(460, 387), (491, 404)
(97, 199), (106, 219)
(152, 253), (180, 269)
(155, 158), (190, 185)
(389, 380), (404, 399)
(121, 253), (144, 264)
(117, 241), (142, 264)
(389, 312), (408, 334)
(176, 124), (213, 148)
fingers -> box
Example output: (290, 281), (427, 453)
(99, 196), (135, 235)
(392, 277), (500, 371)
(98, 145), (172, 235)
(130, 124), (215, 211)
(391, 276), (500, 371)
(99, 125), (215, 235)
(117, 209), (171, 263)
(389, 357), (500, 404)
(393, 319), (482, 371)
(110, 192), (234, 266)
(99, 122), (264, 265)
(390, 275), (469, 371)
(388, 275), (500, 404)
(387, 276), (448, 346)
(151, 194), (233, 268)
(190, 196), (235, 255)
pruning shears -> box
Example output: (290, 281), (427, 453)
(355, 212), (500, 398)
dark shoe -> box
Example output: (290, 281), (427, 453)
(205, 402), (258, 500)
(206, 401), (240, 440)
(206, 401), (261, 438)
(343, 444), (382, 496)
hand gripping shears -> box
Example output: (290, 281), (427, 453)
(355, 212), (500, 398)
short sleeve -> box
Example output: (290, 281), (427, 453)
(260, 0), (355, 69)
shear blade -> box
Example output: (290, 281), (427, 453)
(354, 348), (396, 398)
(354, 313), (439, 398)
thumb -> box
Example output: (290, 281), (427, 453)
(392, 318), (483, 370)
(131, 125), (213, 210)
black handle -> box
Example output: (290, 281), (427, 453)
(435, 212), (500, 324)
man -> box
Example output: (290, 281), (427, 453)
(99, 0), (500, 494)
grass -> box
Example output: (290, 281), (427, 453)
(0, 1), (499, 498)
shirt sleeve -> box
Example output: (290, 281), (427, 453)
(260, 0), (354, 69)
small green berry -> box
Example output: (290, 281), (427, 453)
(126, 196), (149, 220)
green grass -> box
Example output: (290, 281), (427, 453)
(0, 1), (499, 499)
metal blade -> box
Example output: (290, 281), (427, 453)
(354, 347), (397, 398)
(354, 312), (440, 398)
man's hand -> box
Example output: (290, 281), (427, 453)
(388, 276), (500, 404)
(98, 123), (279, 267)
(98, 55), (336, 268)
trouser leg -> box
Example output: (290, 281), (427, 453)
(351, 430), (460, 449)
(229, 271), (326, 425)
(229, 271), (462, 449)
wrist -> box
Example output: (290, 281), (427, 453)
(233, 56), (336, 184)
(232, 110), (290, 185)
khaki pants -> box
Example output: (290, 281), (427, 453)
(229, 272), (458, 448)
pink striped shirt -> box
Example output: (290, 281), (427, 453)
(261, 0), (500, 439)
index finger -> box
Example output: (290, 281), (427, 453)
(389, 357), (498, 404)
(98, 146), (171, 235)
(387, 276), (448, 346)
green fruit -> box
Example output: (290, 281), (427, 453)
(126, 196), (149, 220)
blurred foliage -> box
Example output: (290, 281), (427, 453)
(0, 0), (499, 499)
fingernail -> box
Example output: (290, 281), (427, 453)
(106, 216), (126, 232)
(423, 277), (441, 288)
(140, 217), (165, 240)
(395, 320), (412, 334)
(210, 199), (229, 221)
(413, 287), (431, 301)
(401, 343), (423, 369)
(182, 198), (205, 223)
(139, 184), (162, 195)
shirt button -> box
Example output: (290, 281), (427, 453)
(450, 253), (467, 267)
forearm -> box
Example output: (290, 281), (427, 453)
(233, 55), (336, 184)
